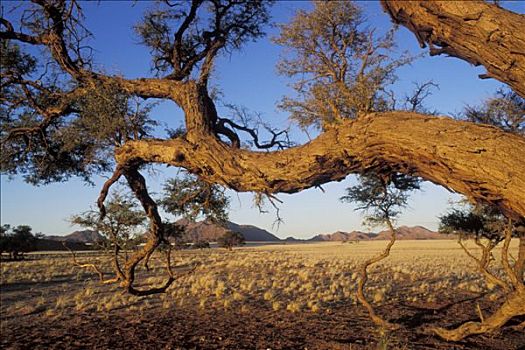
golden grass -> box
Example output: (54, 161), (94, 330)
(0, 240), (520, 318)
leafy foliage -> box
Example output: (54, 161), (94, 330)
(160, 172), (229, 224)
(275, 1), (413, 130)
(135, 0), (272, 78)
(217, 230), (244, 250)
(1, 72), (157, 184)
(463, 88), (524, 135)
(0, 224), (39, 259)
(439, 203), (516, 243)
(71, 192), (146, 250)
(340, 173), (420, 227)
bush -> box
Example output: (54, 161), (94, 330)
(217, 231), (245, 250)
(0, 224), (38, 260)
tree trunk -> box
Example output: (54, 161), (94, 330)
(116, 111), (525, 219)
(381, 1), (525, 98)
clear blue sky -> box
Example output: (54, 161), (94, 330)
(1, 1), (523, 239)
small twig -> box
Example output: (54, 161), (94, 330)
(476, 303), (485, 323)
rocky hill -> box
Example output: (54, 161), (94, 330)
(309, 226), (448, 241)
(309, 230), (373, 241)
(373, 225), (449, 240)
(175, 219), (281, 242)
(46, 230), (104, 243)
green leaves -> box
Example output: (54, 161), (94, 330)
(463, 88), (524, 135)
(135, 0), (272, 78)
(275, 1), (413, 130)
(71, 192), (146, 249)
(160, 172), (229, 224)
(341, 173), (420, 227)
(439, 204), (510, 242)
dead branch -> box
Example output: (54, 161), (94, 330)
(62, 241), (118, 284)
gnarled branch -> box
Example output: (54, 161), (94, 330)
(382, 1), (525, 98)
(116, 112), (525, 219)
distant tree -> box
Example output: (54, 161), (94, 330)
(192, 240), (211, 250)
(0, 224), (38, 260)
(439, 203), (524, 297)
(341, 172), (420, 329)
(217, 231), (245, 250)
(72, 192), (146, 250)
(70, 192), (146, 281)
(0, 224), (10, 256)
(439, 204), (507, 243)
(160, 172), (230, 250)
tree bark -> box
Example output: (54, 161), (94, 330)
(116, 111), (525, 219)
(381, 1), (525, 98)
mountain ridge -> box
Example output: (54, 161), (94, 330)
(46, 223), (449, 243)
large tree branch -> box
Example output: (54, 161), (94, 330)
(381, 1), (525, 98)
(0, 18), (45, 44)
(116, 111), (525, 219)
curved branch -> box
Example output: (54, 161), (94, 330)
(382, 1), (525, 98)
(458, 239), (510, 293)
(121, 165), (174, 296)
(116, 111), (525, 219)
(431, 288), (525, 341)
(97, 165), (125, 220)
(356, 218), (399, 330)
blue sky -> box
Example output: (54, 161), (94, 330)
(1, 1), (523, 239)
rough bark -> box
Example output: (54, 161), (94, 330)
(382, 1), (525, 98)
(121, 166), (174, 296)
(516, 236), (525, 281)
(116, 111), (525, 219)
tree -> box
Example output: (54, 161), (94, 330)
(0, 224), (38, 260)
(341, 173), (419, 329)
(439, 203), (524, 290)
(0, 0), (524, 326)
(70, 192), (146, 282)
(274, 1), (412, 131)
(462, 88), (524, 135)
(432, 88), (525, 340)
(160, 171), (229, 253)
(217, 230), (245, 250)
(193, 240), (211, 250)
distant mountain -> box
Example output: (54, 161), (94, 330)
(309, 230), (373, 241)
(308, 226), (447, 241)
(227, 222), (281, 241)
(46, 230), (103, 243)
(175, 219), (281, 242)
(373, 225), (449, 240)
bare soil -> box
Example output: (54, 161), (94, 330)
(1, 291), (524, 349)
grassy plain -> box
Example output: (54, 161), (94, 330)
(1, 240), (524, 349)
